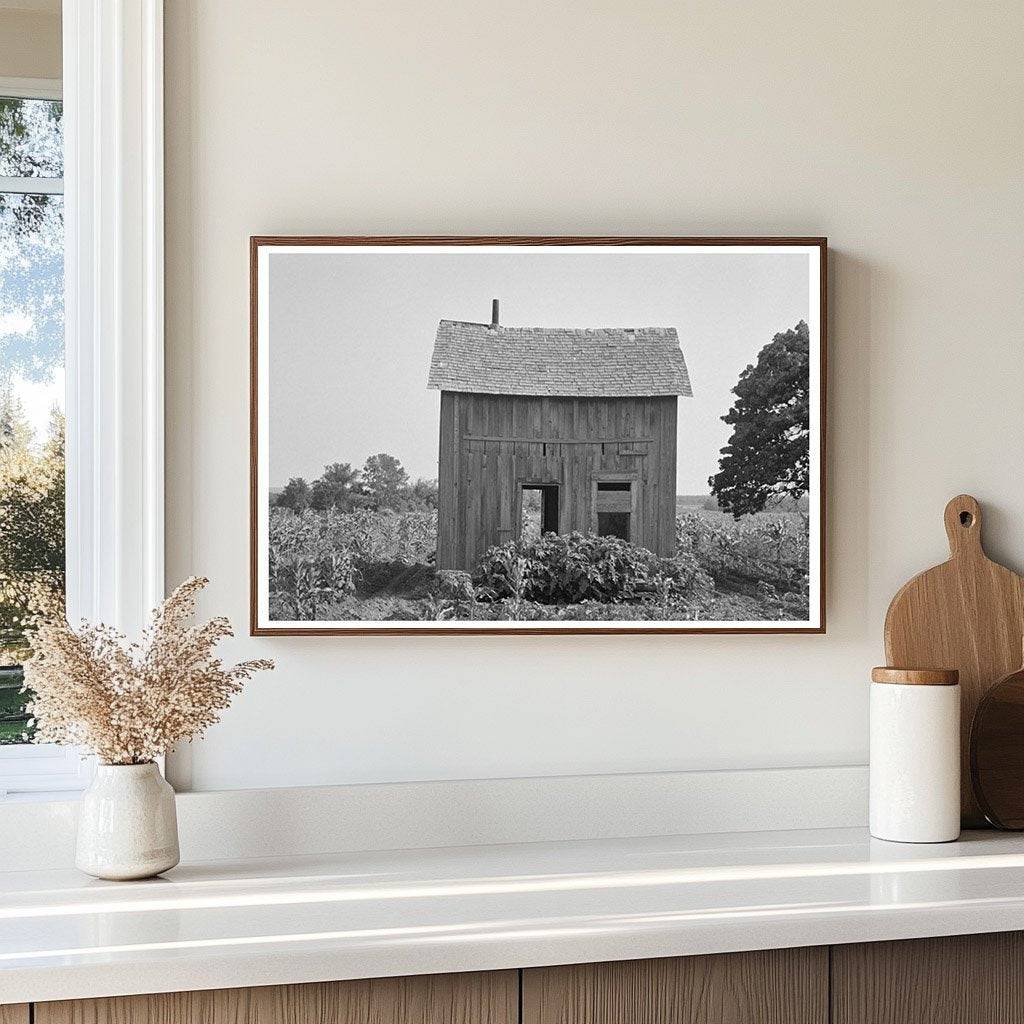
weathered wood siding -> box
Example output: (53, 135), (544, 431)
(437, 392), (678, 571)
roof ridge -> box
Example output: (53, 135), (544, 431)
(440, 321), (678, 333)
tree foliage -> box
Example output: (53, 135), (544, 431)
(408, 476), (439, 511)
(1, 98), (65, 385)
(709, 321), (811, 517)
(0, 395), (65, 661)
(0, 98), (63, 180)
(310, 462), (360, 511)
(362, 453), (409, 509)
(275, 477), (311, 513)
(272, 453), (436, 515)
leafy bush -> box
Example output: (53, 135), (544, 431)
(473, 532), (713, 609)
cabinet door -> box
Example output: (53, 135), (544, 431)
(0, 1006), (29, 1024)
(35, 971), (517, 1024)
(523, 948), (828, 1024)
(832, 932), (1024, 1024)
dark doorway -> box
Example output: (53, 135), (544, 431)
(596, 481), (632, 542)
(521, 485), (559, 540)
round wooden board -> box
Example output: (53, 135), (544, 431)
(970, 664), (1024, 829)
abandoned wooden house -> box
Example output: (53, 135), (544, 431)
(428, 300), (693, 571)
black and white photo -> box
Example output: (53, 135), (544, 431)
(251, 238), (825, 634)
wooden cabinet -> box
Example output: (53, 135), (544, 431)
(832, 932), (1024, 1024)
(22, 932), (1024, 1024)
(522, 948), (828, 1024)
(34, 971), (517, 1024)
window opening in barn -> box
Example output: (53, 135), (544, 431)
(521, 485), (559, 541)
(596, 482), (632, 542)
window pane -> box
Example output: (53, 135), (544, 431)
(0, 98), (63, 179)
(0, 186), (65, 744)
(0, 192), (63, 373)
(0, 665), (30, 743)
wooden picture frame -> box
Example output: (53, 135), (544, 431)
(251, 236), (827, 635)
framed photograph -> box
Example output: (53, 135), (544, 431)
(251, 237), (826, 635)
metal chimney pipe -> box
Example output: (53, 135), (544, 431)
(490, 298), (500, 330)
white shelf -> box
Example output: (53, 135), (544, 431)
(4, 827), (1024, 1004)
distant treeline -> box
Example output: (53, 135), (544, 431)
(271, 454), (438, 515)
(676, 493), (810, 513)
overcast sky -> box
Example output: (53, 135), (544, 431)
(268, 249), (809, 495)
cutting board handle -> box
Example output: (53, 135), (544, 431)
(944, 494), (983, 558)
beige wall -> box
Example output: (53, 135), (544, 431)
(164, 1), (1024, 791)
(0, 7), (60, 81)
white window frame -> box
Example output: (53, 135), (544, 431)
(0, 0), (164, 799)
(0, 77), (61, 101)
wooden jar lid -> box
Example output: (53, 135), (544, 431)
(871, 666), (960, 686)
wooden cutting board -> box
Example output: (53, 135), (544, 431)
(884, 494), (1024, 826)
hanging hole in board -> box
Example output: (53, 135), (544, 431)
(960, 511), (974, 527)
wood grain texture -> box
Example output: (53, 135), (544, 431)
(871, 666), (959, 685)
(832, 932), (1024, 1024)
(970, 658), (1024, 827)
(522, 948), (828, 1024)
(0, 1006), (29, 1024)
(437, 393), (677, 570)
(35, 971), (517, 1024)
(884, 494), (1024, 825)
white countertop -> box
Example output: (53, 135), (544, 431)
(4, 826), (1024, 1004)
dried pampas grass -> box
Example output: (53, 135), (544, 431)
(23, 576), (274, 765)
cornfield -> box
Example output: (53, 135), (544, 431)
(676, 509), (810, 610)
(268, 507), (437, 619)
(267, 505), (810, 623)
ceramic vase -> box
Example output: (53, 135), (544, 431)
(76, 762), (180, 880)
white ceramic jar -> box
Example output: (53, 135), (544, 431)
(76, 762), (180, 880)
(869, 667), (960, 843)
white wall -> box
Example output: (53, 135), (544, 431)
(164, 0), (1024, 792)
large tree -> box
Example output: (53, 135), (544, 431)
(310, 462), (361, 511)
(274, 476), (311, 513)
(710, 320), (810, 517)
(362, 453), (409, 510)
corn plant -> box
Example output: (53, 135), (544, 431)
(268, 509), (358, 620)
(676, 510), (809, 596)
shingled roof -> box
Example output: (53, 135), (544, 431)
(427, 320), (692, 398)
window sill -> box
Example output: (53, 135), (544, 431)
(0, 744), (93, 799)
